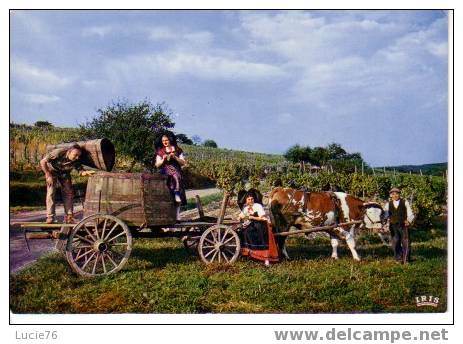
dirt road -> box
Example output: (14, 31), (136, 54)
(9, 188), (220, 273)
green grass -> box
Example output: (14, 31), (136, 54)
(10, 229), (447, 314)
(10, 206), (46, 213)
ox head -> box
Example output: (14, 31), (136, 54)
(362, 202), (387, 231)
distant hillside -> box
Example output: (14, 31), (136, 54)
(10, 123), (284, 169)
(375, 162), (447, 176)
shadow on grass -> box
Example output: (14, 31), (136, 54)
(411, 227), (447, 242)
(281, 234), (447, 262)
(129, 245), (195, 270)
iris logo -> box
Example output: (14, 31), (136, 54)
(415, 295), (439, 307)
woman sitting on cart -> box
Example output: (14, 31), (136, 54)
(154, 132), (187, 207)
(237, 189), (280, 266)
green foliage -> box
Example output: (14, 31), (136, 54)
(311, 146), (329, 165)
(80, 100), (175, 171)
(284, 144), (316, 164)
(34, 120), (53, 128)
(10, 124), (84, 170)
(215, 162), (245, 193)
(203, 139), (218, 148)
(392, 174), (447, 226)
(284, 142), (366, 173)
(175, 133), (193, 145)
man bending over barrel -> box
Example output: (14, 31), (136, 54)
(40, 144), (93, 224)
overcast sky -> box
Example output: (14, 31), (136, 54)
(10, 10), (448, 166)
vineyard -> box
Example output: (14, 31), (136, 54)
(10, 124), (447, 225)
(9, 124), (285, 174)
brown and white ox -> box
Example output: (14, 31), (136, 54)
(268, 187), (385, 261)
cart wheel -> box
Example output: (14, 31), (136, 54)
(198, 225), (240, 264)
(65, 214), (132, 278)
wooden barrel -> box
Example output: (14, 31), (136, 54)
(83, 172), (176, 227)
(46, 138), (115, 171)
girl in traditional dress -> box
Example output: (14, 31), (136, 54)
(154, 133), (187, 208)
(238, 189), (279, 266)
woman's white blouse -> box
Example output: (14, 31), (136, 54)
(241, 203), (266, 218)
(155, 146), (185, 168)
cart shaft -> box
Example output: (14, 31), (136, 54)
(274, 220), (362, 237)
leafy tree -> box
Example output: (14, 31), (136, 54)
(284, 142), (367, 173)
(34, 120), (53, 128)
(203, 139), (218, 148)
(80, 100), (175, 171)
(326, 143), (347, 160)
(284, 145), (315, 164)
(310, 146), (329, 166)
(176, 133), (193, 145)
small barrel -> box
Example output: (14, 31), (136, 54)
(46, 138), (115, 171)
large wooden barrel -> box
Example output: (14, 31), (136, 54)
(46, 138), (115, 171)
(83, 172), (177, 227)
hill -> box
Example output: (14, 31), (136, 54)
(375, 163), (447, 176)
(9, 123), (284, 171)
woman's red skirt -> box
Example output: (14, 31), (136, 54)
(240, 222), (280, 263)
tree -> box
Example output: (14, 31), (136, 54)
(176, 133), (193, 145)
(203, 139), (218, 148)
(326, 143), (347, 160)
(310, 146), (329, 166)
(284, 142), (368, 173)
(34, 120), (53, 128)
(324, 144), (366, 173)
(80, 100), (175, 171)
(284, 144), (314, 164)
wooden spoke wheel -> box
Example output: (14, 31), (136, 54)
(198, 225), (240, 264)
(65, 214), (132, 278)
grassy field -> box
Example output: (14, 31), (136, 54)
(10, 226), (447, 314)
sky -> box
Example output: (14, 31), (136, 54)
(10, 10), (449, 166)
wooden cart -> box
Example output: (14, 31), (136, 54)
(16, 172), (364, 278)
(17, 172), (241, 278)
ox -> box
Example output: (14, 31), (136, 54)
(268, 187), (385, 261)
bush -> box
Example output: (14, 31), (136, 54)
(80, 100), (175, 171)
(203, 139), (218, 148)
(34, 121), (53, 128)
